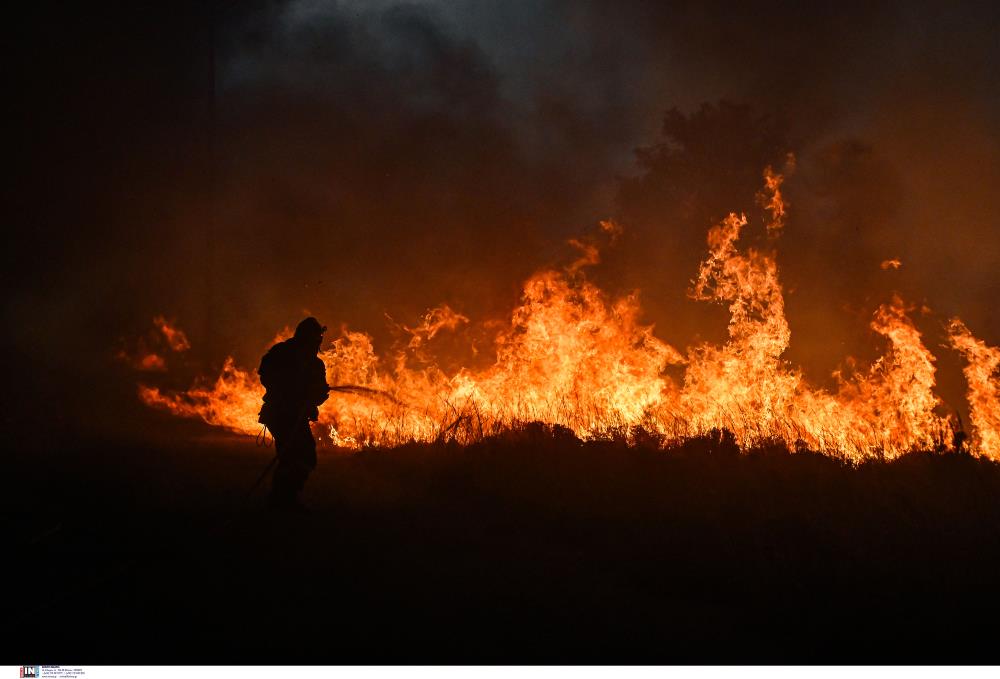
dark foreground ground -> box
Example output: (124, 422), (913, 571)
(8, 420), (1000, 664)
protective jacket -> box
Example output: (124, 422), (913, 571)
(257, 337), (329, 429)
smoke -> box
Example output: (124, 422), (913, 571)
(6, 0), (1000, 436)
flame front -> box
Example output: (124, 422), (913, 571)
(138, 165), (999, 461)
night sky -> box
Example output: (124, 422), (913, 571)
(7, 1), (1000, 440)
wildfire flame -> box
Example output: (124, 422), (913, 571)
(948, 319), (1000, 455)
(118, 315), (190, 372)
(137, 164), (999, 461)
(153, 315), (192, 352)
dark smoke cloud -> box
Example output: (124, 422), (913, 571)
(6, 0), (1000, 435)
(201, 0), (646, 359)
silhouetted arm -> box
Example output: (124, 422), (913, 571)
(306, 356), (330, 407)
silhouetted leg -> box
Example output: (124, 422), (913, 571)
(270, 420), (316, 510)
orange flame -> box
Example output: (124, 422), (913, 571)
(404, 305), (469, 351)
(153, 315), (191, 352)
(118, 316), (190, 371)
(948, 319), (1000, 460)
(137, 164), (996, 461)
(759, 156), (793, 234)
(139, 357), (264, 433)
(138, 353), (167, 371)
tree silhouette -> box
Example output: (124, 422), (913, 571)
(618, 100), (789, 237)
(600, 101), (792, 347)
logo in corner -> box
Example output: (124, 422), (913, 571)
(20, 668), (40, 678)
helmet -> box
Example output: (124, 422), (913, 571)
(294, 316), (327, 338)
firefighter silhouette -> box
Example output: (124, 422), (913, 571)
(258, 317), (329, 511)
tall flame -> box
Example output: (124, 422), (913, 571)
(137, 164), (997, 461)
(948, 319), (1000, 458)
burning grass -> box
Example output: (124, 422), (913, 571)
(135, 163), (1000, 461)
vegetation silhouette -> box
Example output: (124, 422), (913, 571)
(11, 423), (1000, 663)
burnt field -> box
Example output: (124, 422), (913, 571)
(9, 420), (1000, 664)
